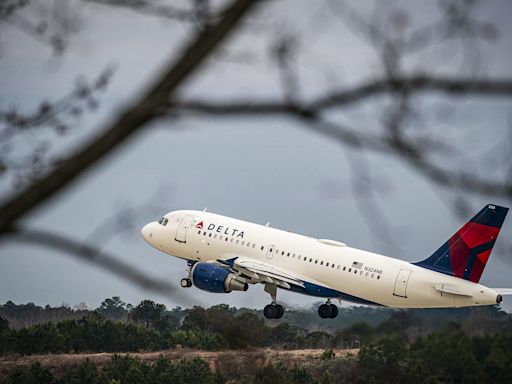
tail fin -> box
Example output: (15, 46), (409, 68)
(415, 204), (508, 283)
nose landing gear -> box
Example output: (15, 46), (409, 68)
(180, 261), (194, 288)
(263, 284), (285, 319)
(318, 299), (338, 319)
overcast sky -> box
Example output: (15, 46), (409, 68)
(1, 0), (511, 311)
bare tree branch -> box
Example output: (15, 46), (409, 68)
(0, 67), (115, 186)
(1, 0), (84, 55)
(3, 226), (188, 299)
(0, 0), (261, 234)
(170, 75), (512, 201)
(175, 75), (512, 116)
(85, 0), (197, 22)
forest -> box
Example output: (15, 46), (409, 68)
(1, 298), (512, 383)
(1, 297), (512, 353)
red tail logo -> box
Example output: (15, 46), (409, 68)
(415, 204), (508, 283)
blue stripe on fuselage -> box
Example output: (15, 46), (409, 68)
(289, 281), (383, 306)
(224, 257), (383, 306)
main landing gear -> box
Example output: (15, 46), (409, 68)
(263, 284), (284, 319)
(180, 261), (194, 288)
(318, 299), (338, 319)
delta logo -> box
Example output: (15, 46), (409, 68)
(194, 220), (245, 238)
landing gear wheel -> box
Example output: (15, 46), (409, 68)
(275, 304), (284, 319)
(263, 304), (285, 319)
(263, 304), (276, 319)
(181, 261), (194, 288)
(318, 303), (332, 319)
(329, 304), (338, 319)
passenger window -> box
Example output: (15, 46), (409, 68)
(326, 262), (329, 267)
(309, 258), (312, 262)
(332, 264), (335, 268)
(220, 236), (223, 240)
(247, 242), (251, 247)
(241, 241), (245, 246)
(231, 238), (234, 243)
(236, 240), (239, 244)
(371, 274), (374, 278)
(198, 230), (201, 235)
(337, 265), (340, 270)
(252, 244), (256, 248)
(281, 251), (285, 256)
(203, 231), (206, 236)
(354, 270), (357, 274)
(365, 272), (369, 277)
(360, 271), (363, 275)
(320, 261), (324, 265)
(315, 260), (318, 264)
(225, 237), (228, 242)
(261, 246), (264, 250)
(214, 234), (218, 239)
(348, 268), (351, 272)
(343, 266), (346, 271)
(287, 252), (290, 257)
(377, 275), (381, 280)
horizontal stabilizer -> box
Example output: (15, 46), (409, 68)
(493, 288), (512, 295)
(433, 283), (472, 297)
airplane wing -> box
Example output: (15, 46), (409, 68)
(433, 283), (473, 297)
(493, 288), (512, 295)
(215, 255), (313, 290)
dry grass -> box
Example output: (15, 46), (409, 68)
(0, 348), (358, 378)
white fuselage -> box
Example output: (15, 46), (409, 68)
(142, 210), (500, 308)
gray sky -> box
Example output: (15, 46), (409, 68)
(1, 0), (511, 311)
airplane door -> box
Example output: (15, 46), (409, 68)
(393, 269), (412, 298)
(175, 215), (195, 243)
(266, 245), (276, 259)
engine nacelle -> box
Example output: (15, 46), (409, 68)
(191, 262), (248, 293)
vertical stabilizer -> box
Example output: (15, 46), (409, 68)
(414, 204), (508, 283)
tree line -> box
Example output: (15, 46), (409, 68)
(1, 298), (511, 355)
(3, 328), (512, 383)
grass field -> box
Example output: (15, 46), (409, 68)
(0, 348), (357, 379)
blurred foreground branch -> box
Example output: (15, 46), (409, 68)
(4, 226), (185, 299)
(0, 0), (260, 234)
(174, 75), (512, 200)
(177, 75), (512, 115)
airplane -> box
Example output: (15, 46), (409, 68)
(141, 204), (512, 319)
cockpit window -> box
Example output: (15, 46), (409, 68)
(158, 217), (168, 226)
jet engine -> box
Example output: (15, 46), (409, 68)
(191, 262), (248, 293)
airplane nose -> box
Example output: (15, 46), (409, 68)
(141, 223), (153, 242)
